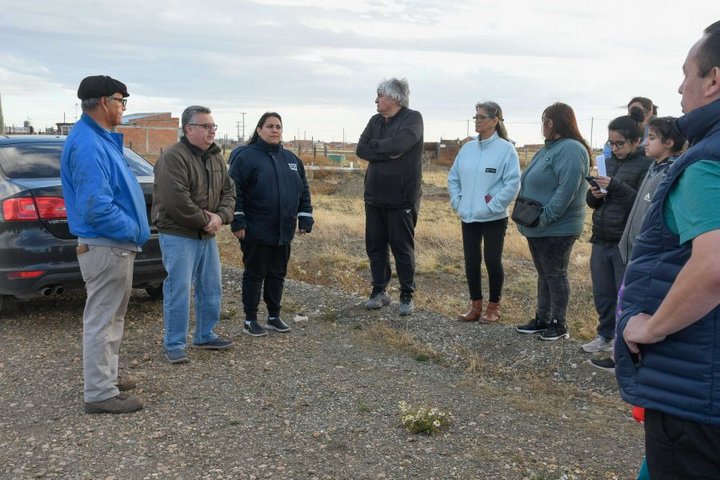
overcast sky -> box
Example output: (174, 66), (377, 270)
(0, 1), (714, 147)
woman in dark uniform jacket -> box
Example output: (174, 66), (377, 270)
(228, 112), (314, 337)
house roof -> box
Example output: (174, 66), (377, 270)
(121, 112), (172, 124)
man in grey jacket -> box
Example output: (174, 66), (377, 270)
(356, 78), (424, 316)
(152, 105), (236, 364)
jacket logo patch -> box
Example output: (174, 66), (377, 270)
(485, 168), (497, 173)
(289, 163), (298, 171)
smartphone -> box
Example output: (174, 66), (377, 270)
(585, 175), (599, 188)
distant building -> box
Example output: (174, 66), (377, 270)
(424, 139), (462, 166)
(56, 122), (74, 135)
(117, 112), (179, 157)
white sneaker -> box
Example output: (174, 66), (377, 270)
(582, 335), (613, 353)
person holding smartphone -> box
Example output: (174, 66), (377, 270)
(582, 110), (651, 354)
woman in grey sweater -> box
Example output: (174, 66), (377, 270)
(514, 103), (591, 341)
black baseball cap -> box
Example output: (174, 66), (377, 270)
(77, 75), (129, 100)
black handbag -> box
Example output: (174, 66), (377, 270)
(511, 196), (542, 227)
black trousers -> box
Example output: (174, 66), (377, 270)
(526, 236), (577, 323)
(240, 241), (291, 321)
(645, 408), (720, 479)
(364, 204), (418, 294)
(461, 218), (508, 302)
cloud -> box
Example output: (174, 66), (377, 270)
(0, 0), (711, 145)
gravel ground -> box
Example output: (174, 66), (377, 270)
(0, 266), (642, 480)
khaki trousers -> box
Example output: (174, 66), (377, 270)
(77, 245), (135, 402)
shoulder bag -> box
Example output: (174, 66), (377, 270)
(511, 196), (542, 227)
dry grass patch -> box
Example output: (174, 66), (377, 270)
(218, 164), (600, 340)
(422, 168), (450, 190)
(362, 323), (442, 363)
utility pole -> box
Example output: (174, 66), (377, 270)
(466, 118), (470, 138)
(236, 121), (240, 142)
(241, 112), (246, 142)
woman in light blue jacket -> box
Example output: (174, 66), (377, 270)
(448, 101), (520, 323)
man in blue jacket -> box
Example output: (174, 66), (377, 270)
(61, 75), (148, 414)
(616, 21), (720, 477)
(356, 78), (424, 316)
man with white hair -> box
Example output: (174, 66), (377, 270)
(356, 78), (424, 316)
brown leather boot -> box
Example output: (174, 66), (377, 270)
(458, 299), (483, 322)
(480, 302), (501, 323)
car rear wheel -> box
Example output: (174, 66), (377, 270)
(145, 285), (163, 300)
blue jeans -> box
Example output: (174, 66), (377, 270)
(590, 242), (625, 339)
(160, 233), (222, 352)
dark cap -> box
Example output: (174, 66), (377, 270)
(77, 75), (129, 100)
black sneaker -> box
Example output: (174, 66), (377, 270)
(193, 336), (234, 349)
(588, 357), (615, 372)
(242, 320), (268, 337)
(515, 317), (548, 334)
(165, 349), (189, 364)
(266, 316), (292, 333)
(539, 319), (570, 341)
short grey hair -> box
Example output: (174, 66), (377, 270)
(80, 98), (101, 112)
(181, 105), (212, 134)
(377, 78), (410, 107)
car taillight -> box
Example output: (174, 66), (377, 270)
(2, 197), (66, 221)
(7, 270), (46, 280)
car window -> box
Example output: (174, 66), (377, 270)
(123, 148), (154, 176)
(0, 144), (63, 178)
(0, 142), (154, 178)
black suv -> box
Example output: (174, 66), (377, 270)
(0, 135), (166, 312)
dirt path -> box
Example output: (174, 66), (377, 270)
(0, 266), (641, 479)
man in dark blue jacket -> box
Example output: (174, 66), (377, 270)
(356, 78), (424, 316)
(616, 21), (720, 478)
(61, 75), (147, 414)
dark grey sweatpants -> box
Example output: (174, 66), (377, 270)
(364, 204), (418, 295)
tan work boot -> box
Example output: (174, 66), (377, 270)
(84, 393), (144, 414)
(480, 302), (501, 323)
(117, 373), (137, 391)
(458, 299), (483, 322)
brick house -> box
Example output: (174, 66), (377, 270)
(117, 112), (179, 158)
